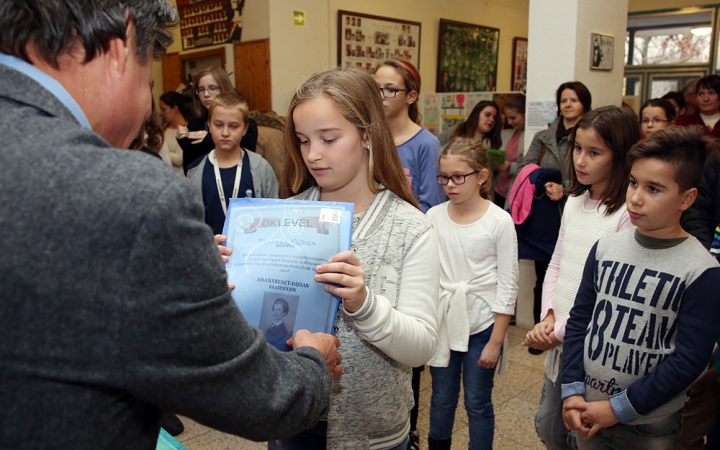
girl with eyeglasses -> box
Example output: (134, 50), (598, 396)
(176, 66), (258, 173)
(639, 98), (675, 138)
(374, 59), (444, 213)
(427, 137), (518, 450)
(374, 59), (443, 450)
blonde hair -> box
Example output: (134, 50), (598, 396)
(440, 137), (493, 200)
(208, 92), (249, 126)
(285, 68), (420, 210)
(192, 66), (235, 117)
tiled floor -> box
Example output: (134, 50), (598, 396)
(176, 325), (548, 450)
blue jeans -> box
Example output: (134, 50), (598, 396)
(535, 372), (577, 450)
(429, 325), (495, 450)
(574, 411), (681, 450)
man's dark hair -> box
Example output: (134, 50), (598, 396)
(273, 298), (289, 315)
(0, 0), (177, 69)
(627, 126), (714, 192)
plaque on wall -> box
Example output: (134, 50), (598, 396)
(337, 10), (421, 74)
(176, 0), (246, 50)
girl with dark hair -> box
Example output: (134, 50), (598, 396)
(639, 98), (675, 138)
(496, 94), (526, 208)
(451, 101), (503, 150)
(677, 74), (720, 148)
(176, 66), (259, 173)
(273, 67), (440, 450)
(375, 59), (444, 212)
(159, 91), (190, 173)
(514, 81), (592, 349)
(522, 106), (639, 450)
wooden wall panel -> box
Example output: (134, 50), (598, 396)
(161, 53), (182, 93)
(234, 39), (271, 111)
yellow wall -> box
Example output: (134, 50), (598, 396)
(268, 0), (529, 111)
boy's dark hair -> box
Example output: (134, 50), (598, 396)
(661, 91), (685, 109)
(640, 98), (676, 123)
(566, 106), (640, 214)
(556, 81), (592, 115)
(627, 126), (715, 192)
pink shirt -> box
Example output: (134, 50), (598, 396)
(540, 195), (633, 341)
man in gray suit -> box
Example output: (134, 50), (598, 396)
(0, 1), (341, 449)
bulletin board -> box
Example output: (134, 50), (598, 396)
(177, 0), (245, 50)
(337, 10), (421, 74)
(436, 19), (499, 93)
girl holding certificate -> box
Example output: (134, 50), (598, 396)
(271, 68), (441, 450)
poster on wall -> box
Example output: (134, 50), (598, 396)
(511, 38), (528, 92)
(436, 19), (499, 93)
(422, 91), (520, 136)
(177, 0), (246, 50)
(337, 10), (421, 74)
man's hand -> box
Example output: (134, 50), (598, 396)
(289, 330), (342, 378)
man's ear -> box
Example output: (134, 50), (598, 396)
(106, 19), (134, 76)
(679, 187), (698, 212)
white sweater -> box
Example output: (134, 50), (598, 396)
(427, 201), (518, 367)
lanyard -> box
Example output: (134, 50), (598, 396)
(208, 150), (242, 216)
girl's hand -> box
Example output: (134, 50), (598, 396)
(545, 182), (564, 201)
(494, 161), (512, 173)
(315, 250), (367, 313)
(214, 234), (234, 290)
(176, 125), (189, 139)
(214, 234), (231, 262)
(187, 130), (208, 144)
(478, 341), (502, 368)
(522, 318), (554, 346)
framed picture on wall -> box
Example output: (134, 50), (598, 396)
(337, 10), (421, 75)
(177, 0), (246, 50)
(590, 32), (614, 70)
(511, 37), (528, 92)
(436, 19), (499, 93)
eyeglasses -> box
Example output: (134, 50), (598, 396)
(436, 171), (479, 185)
(196, 85), (221, 95)
(379, 87), (409, 99)
(641, 118), (668, 125)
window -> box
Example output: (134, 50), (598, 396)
(625, 11), (713, 66)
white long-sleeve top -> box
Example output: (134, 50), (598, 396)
(427, 201), (518, 366)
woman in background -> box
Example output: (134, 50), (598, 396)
(159, 91), (190, 174)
